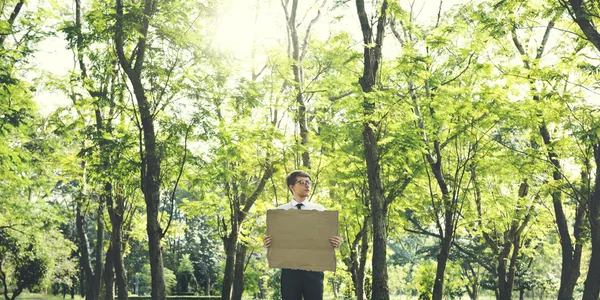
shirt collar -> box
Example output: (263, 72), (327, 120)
(291, 198), (307, 207)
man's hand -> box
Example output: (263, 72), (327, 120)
(263, 236), (272, 248)
(329, 236), (343, 249)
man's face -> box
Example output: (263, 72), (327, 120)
(290, 176), (311, 198)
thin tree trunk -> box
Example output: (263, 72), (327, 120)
(137, 86), (166, 300)
(519, 289), (525, 300)
(76, 195), (103, 300)
(357, 216), (370, 300)
(76, 201), (96, 300)
(465, 266), (478, 300)
(511, 19), (584, 300)
(282, 0), (324, 169)
(231, 243), (248, 300)
(542, 129), (582, 300)
(221, 231), (237, 300)
(287, 0), (310, 168)
(343, 215), (370, 300)
(108, 189), (128, 300)
(354, 0), (389, 299)
(430, 161), (453, 300)
(583, 145), (600, 300)
(114, 0), (166, 299)
(206, 278), (210, 296)
(0, 0), (25, 46)
(221, 170), (271, 300)
(432, 231), (451, 300)
(474, 171), (532, 300)
(95, 202), (105, 298)
(103, 245), (114, 300)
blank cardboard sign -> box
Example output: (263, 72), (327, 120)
(267, 209), (338, 272)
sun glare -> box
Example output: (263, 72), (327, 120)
(214, 0), (282, 57)
(216, 0), (276, 56)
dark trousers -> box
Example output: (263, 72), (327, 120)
(281, 268), (324, 300)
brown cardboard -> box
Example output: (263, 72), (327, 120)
(267, 209), (338, 272)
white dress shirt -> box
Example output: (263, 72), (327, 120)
(276, 199), (325, 211)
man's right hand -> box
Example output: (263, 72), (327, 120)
(263, 236), (272, 248)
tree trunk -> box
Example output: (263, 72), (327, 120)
(464, 263), (479, 300)
(343, 215), (370, 300)
(519, 289), (525, 300)
(497, 247), (511, 300)
(95, 203), (105, 298)
(257, 277), (265, 299)
(282, 0), (325, 169)
(430, 164), (453, 300)
(76, 197), (102, 300)
(141, 94), (166, 300)
(541, 127), (581, 300)
(103, 245), (114, 300)
(358, 216), (370, 300)
(231, 243), (248, 300)
(220, 171), (271, 300)
(206, 278), (210, 296)
(432, 234), (451, 300)
(512, 20), (583, 300)
(138, 87), (166, 300)
(0, 0), (24, 46)
(363, 125), (390, 300)
(115, 0), (166, 299)
(76, 202), (96, 300)
(474, 173), (531, 300)
(583, 145), (600, 300)
(288, 0), (310, 168)
(107, 189), (128, 300)
(470, 280), (478, 300)
(354, 0), (389, 299)
(221, 231), (237, 300)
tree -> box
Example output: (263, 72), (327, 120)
(472, 2), (590, 298)
(354, 0), (390, 298)
(113, 0), (216, 298)
(280, 0), (327, 169)
(0, 1), (77, 299)
(0, 231), (46, 300)
(559, 1), (600, 299)
(473, 175), (535, 300)
(202, 101), (276, 300)
(113, 0), (166, 295)
(388, 3), (495, 298)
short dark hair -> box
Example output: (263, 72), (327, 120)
(286, 170), (311, 188)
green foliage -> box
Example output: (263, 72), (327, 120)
(0, 226), (75, 299)
(414, 260), (435, 300)
(6, 0), (600, 299)
(138, 264), (177, 295)
(176, 254), (196, 293)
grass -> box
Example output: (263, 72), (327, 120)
(15, 292), (85, 300)
(16, 292), (559, 300)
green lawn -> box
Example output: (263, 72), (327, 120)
(15, 292), (85, 300)
(16, 292), (558, 300)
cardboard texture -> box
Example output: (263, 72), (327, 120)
(267, 209), (338, 272)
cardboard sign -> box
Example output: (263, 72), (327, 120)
(267, 209), (338, 272)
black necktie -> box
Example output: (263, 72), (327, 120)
(296, 203), (303, 210)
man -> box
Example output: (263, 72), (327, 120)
(263, 170), (343, 300)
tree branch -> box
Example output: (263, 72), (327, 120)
(0, 0), (25, 46)
(162, 125), (190, 237)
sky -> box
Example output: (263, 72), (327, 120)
(32, 36), (72, 115)
(30, 0), (466, 115)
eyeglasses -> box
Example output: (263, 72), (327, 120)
(295, 180), (312, 186)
